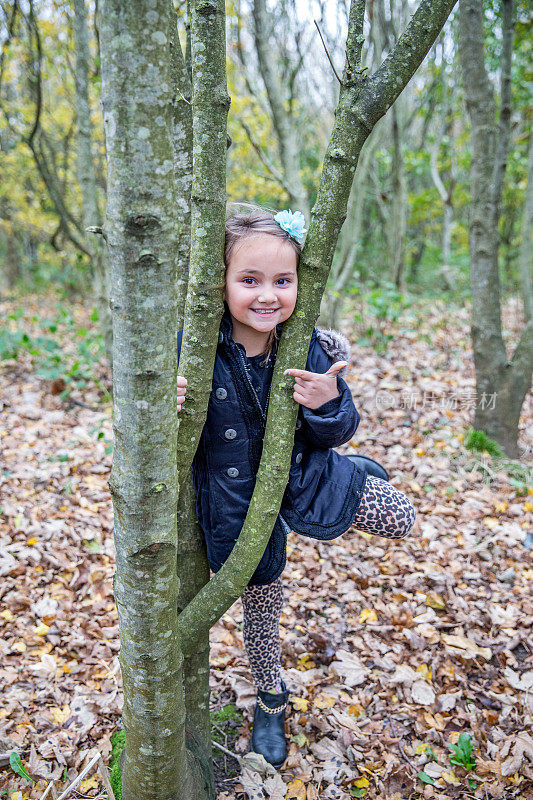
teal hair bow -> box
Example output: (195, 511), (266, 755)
(273, 209), (307, 244)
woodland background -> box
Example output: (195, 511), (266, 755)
(1, 1), (532, 799)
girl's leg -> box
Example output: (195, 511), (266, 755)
(241, 575), (284, 693)
(353, 475), (416, 538)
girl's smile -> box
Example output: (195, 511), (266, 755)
(224, 235), (298, 355)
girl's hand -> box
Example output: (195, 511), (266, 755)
(284, 361), (348, 410)
(177, 375), (187, 412)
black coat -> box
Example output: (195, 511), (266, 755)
(177, 308), (367, 585)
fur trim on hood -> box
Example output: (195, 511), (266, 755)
(315, 328), (352, 376)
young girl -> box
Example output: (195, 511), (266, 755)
(176, 208), (416, 769)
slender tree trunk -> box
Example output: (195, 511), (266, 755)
(389, 103), (407, 290)
(73, 0), (113, 366)
(3, 230), (20, 290)
(100, 1), (188, 797)
(518, 127), (533, 323)
(430, 143), (455, 290)
(459, 0), (532, 458)
(174, 0), (229, 795)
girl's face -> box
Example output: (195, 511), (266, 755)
(224, 234), (298, 352)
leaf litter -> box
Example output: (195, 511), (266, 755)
(0, 294), (532, 800)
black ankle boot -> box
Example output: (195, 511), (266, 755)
(250, 680), (289, 769)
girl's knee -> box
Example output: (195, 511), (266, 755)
(396, 501), (416, 538)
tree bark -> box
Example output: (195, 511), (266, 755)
(73, 0), (113, 367)
(518, 127), (533, 323)
(170, 8), (193, 327)
(459, 0), (532, 458)
(389, 103), (407, 290)
(173, 0), (229, 796)
(100, 1), (187, 797)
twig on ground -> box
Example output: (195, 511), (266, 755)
(212, 739), (241, 762)
(386, 715), (418, 774)
(67, 398), (100, 411)
(44, 751), (115, 800)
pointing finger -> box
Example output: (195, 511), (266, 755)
(284, 368), (314, 381)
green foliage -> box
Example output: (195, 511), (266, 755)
(447, 733), (476, 771)
(417, 771), (436, 786)
(109, 729), (125, 800)
(211, 702), (243, 745)
(8, 751), (33, 784)
(465, 429), (503, 458)
(354, 282), (408, 354)
(1, 306), (107, 401)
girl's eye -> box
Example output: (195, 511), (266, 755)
(277, 278), (290, 285)
(242, 277), (256, 285)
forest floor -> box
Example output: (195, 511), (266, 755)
(0, 292), (532, 800)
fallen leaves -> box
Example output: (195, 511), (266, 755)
(1, 295), (532, 799)
(440, 633), (492, 660)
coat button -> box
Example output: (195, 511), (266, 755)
(215, 387), (227, 400)
(295, 452), (302, 464)
(225, 428), (237, 440)
(295, 419), (302, 430)
(227, 467), (239, 478)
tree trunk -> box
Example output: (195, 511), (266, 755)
(174, 0), (229, 795)
(73, 0), (113, 366)
(459, 0), (533, 458)
(100, 0), (188, 797)
(518, 115), (533, 324)
(389, 103), (407, 290)
(3, 230), (20, 290)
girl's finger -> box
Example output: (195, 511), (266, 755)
(294, 375), (311, 388)
(293, 391), (307, 404)
(284, 368), (313, 381)
(177, 376), (188, 387)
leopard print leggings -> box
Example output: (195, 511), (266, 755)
(241, 476), (416, 692)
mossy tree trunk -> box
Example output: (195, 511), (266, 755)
(101, 1), (458, 798)
(100, 0), (188, 798)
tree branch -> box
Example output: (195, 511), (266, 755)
(237, 115), (294, 195)
(176, 0), (230, 479)
(360, 0), (458, 129)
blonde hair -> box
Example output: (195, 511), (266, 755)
(224, 204), (302, 363)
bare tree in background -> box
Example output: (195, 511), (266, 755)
(459, 0), (533, 458)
